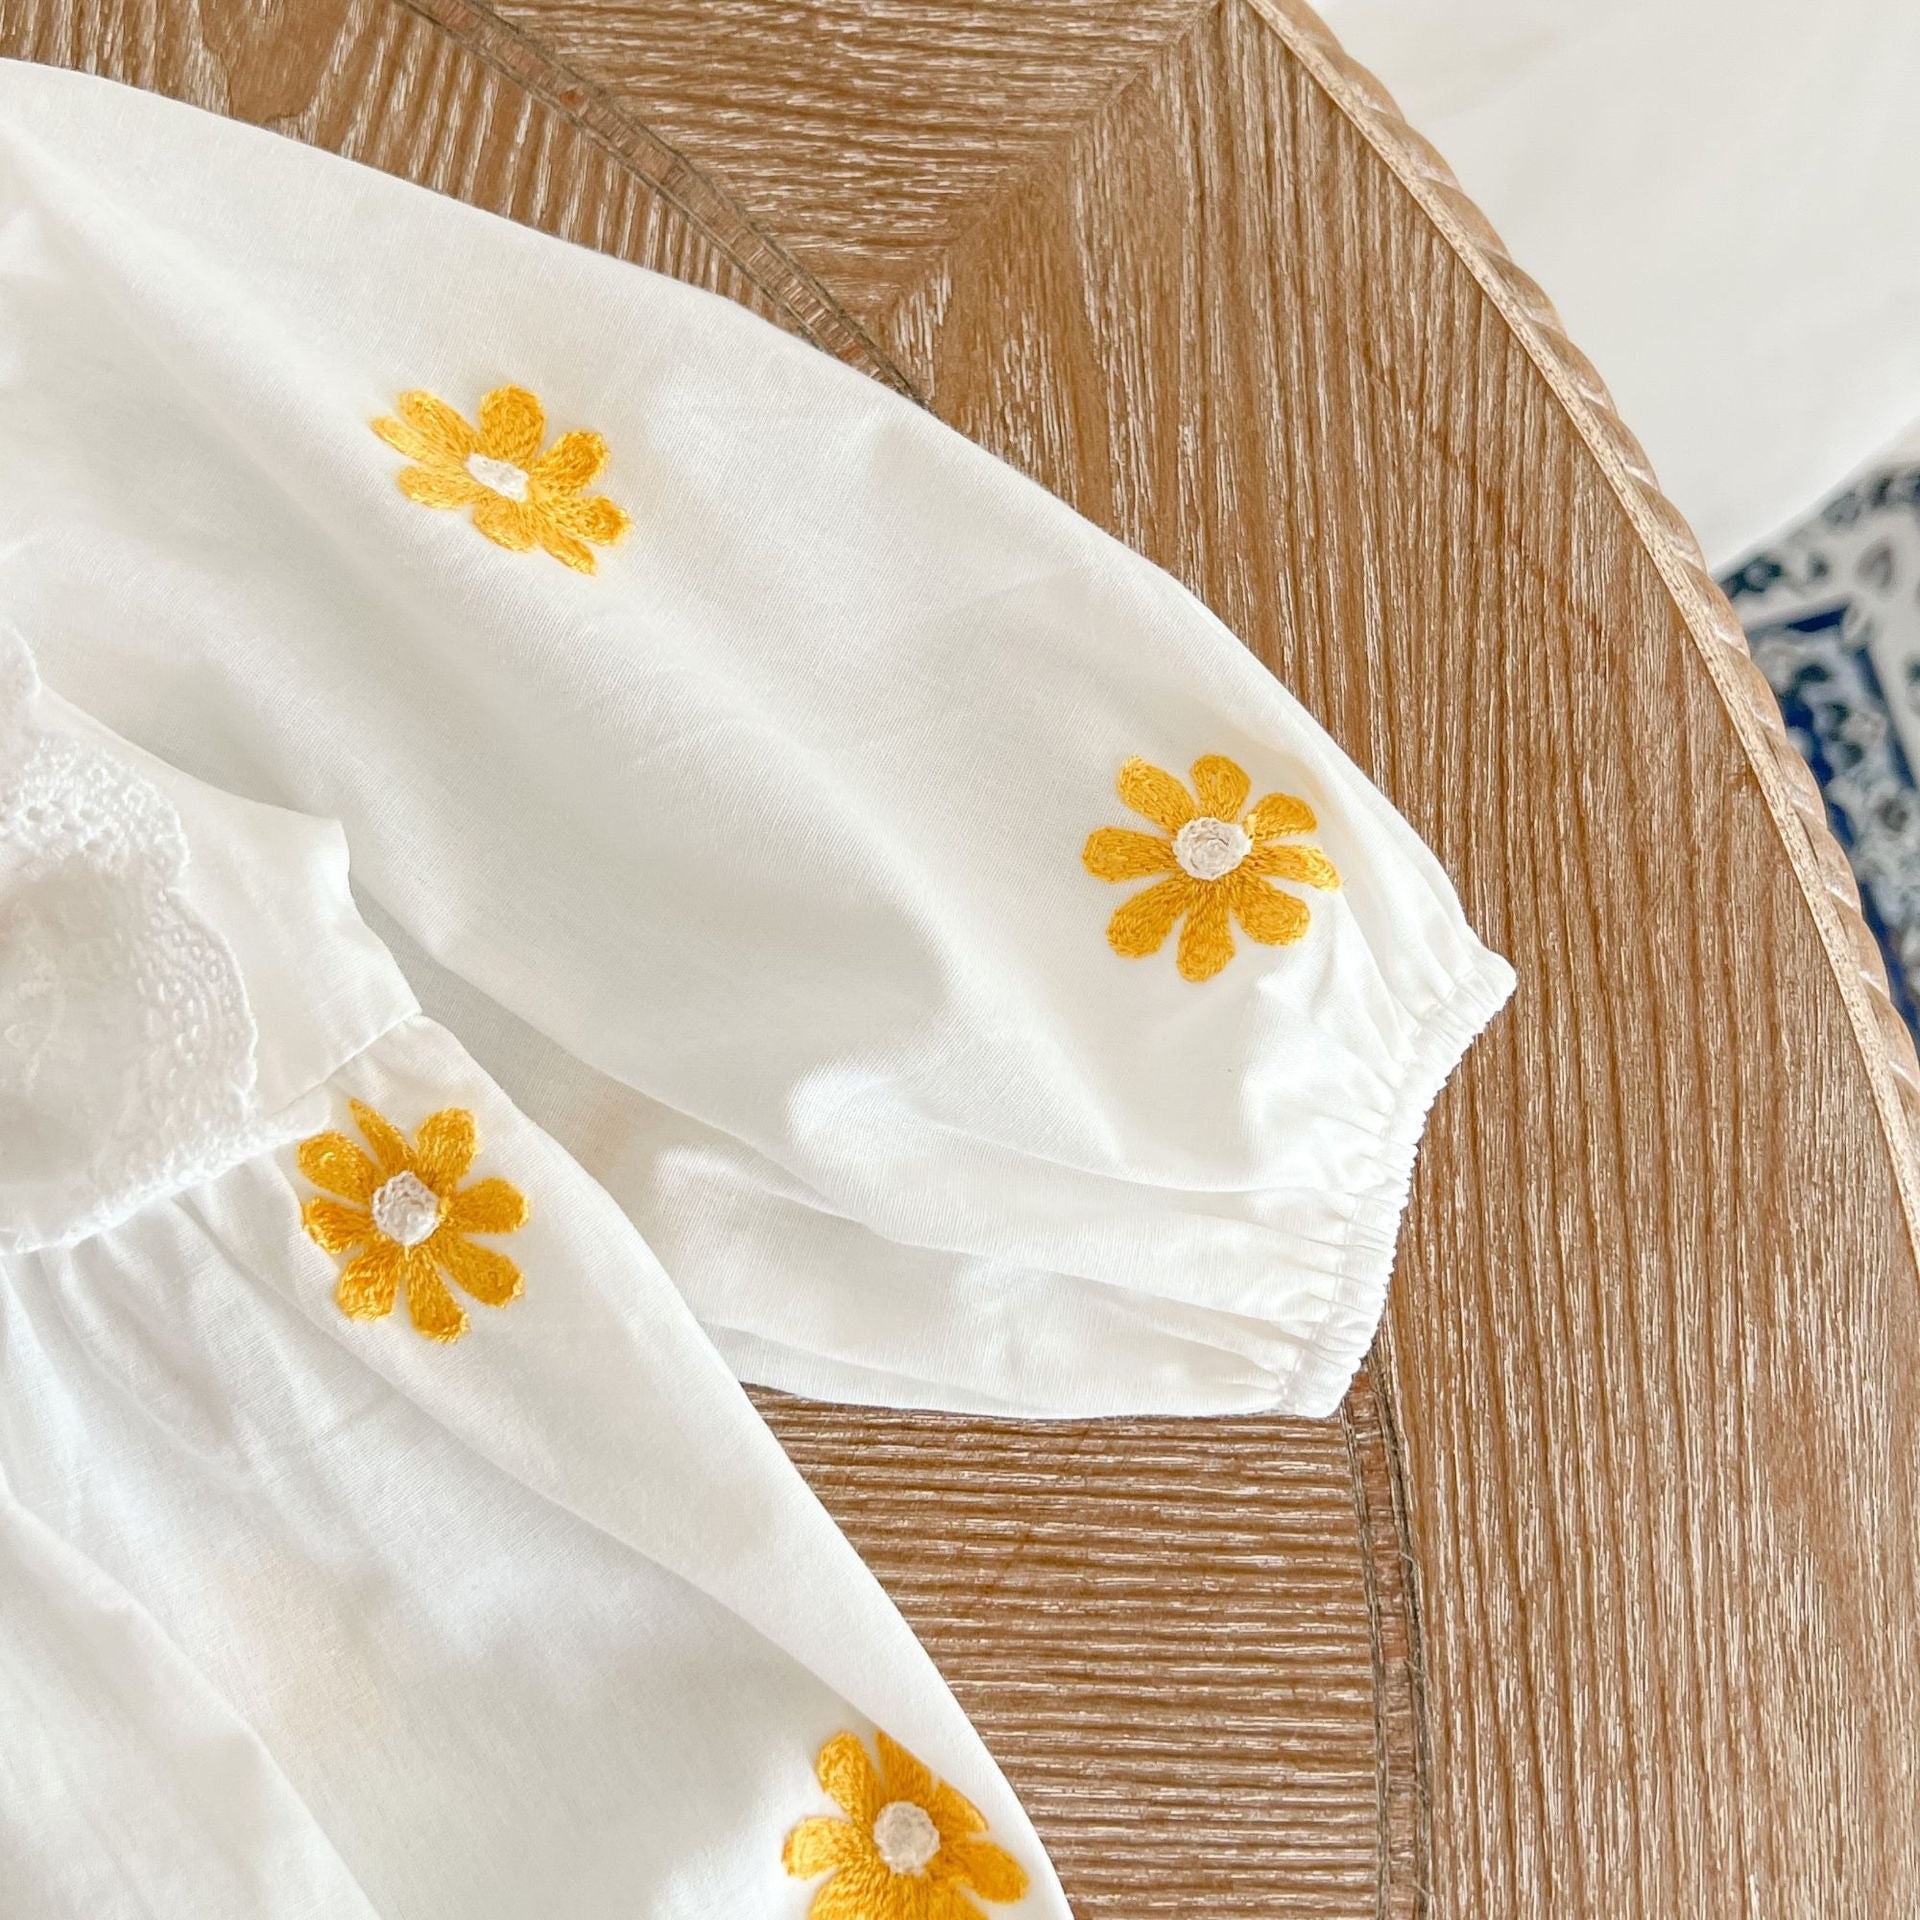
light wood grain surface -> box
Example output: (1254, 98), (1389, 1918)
(8, 3), (1918, 1913)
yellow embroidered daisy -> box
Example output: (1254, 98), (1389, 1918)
(1083, 753), (1339, 981)
(298, 1100), (529, 1343)
(371, 385), (630, 573)
(783, 1731), (1028, 1920)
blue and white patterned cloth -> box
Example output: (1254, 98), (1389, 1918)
(1721, 466), (1920, 1037)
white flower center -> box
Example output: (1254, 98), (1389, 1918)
(872, 1800), (940, 1876)
(1173, 815), (1252, 881)
(371, 1170), (441, 1248)
(465, 451), (530, 501)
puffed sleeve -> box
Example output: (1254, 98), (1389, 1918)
(0, 60), (1513, 1417)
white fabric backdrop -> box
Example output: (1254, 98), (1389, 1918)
(1318, 0), (1920, 565)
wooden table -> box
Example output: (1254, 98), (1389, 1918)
(14, 3), (1919, 1911)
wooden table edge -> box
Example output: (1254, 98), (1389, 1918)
(1245, 0), (1920, 1242)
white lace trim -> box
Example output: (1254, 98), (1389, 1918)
(0, 627), (269, 1251)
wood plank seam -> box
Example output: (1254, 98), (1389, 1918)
(1367, 1327), (1437, 1912)
(393, 0), (921, 391)
(857, 0), (1227, 353)
(1343, 1382), (1417, 1916)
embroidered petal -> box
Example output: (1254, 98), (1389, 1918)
(1082, 826), (1178, 881)
(1191, 753), (1251, 821)
(926, 1777), (990, 1843)
(402, 1248), (469, 1343)
(336, 1242), (404, 1321)
(301, 1198), (376, 1254)
(1245, 842), (1340, 890)
(1106, 875), (1197, 958)
(478, 384), (546, 466)
(437, 1234), (523, 1308)
(876, 1730), (937, 1811)
(551, 492), (632, 547)
(817, 1731), (884, 1823)
(1176, 884), (1235, 981)
(397, 464), (487, 511)
(1244, 790), (1317, 841)
(1116, 757), (1196, 833)
(471, 495), (539, 553)
(536, 523), (599, 575)
(391, 390), (479, 462)
(371, 415), (437, 465)
(945, 1836), (1028, 1902)
(444, 1177), (529, 1235)
(530, 429), (610, 495)
(1228, 873), (1312, 946)
(410, 1108), (477, 1196)
(782, 1816), (866, 1880)
(349, 1099), (413, 1177)
(297, 1130), (380, 1203)
(811, 1874), (895, 1920)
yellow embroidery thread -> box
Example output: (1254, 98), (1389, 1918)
(298, 1100), (529, 1343)
(1083, 754), (1339, 982)
(783, 1730), (1028, 1920)
(371, 385), (630, 574)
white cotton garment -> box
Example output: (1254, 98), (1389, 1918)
(0, 60), (1515, 1418)
(0, 625), (1067, 1917)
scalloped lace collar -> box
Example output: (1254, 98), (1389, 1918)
(1, 626), (416, 1251)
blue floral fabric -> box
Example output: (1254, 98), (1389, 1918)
(1721, 466), (1920, 1037)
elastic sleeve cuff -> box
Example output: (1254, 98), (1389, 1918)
(1277, 950), (1518, 1417)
